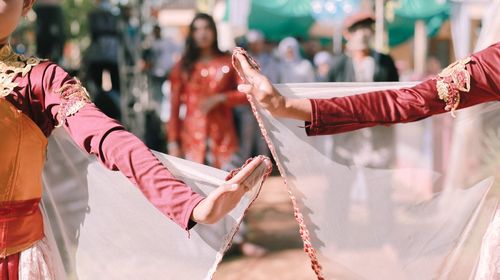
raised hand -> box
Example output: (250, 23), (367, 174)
(232, 48), (311, 121)
(233, 49), (286, 117)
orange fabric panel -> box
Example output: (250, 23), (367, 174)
(0, 100), (46, 256)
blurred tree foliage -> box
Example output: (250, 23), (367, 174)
(61, 0), (95, 41)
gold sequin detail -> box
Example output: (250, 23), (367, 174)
(0, 45), (41, 97)
(54, 78), (91, 127)
(436, 57), (471, 117)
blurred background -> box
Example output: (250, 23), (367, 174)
(12, 0), (497, 279)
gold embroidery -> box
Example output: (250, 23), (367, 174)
(436, 57), (471, 117)
(54, 78), (91, 127)
(0, 45), (41, 97)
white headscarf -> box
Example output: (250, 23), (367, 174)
(277, 37), (315, 83)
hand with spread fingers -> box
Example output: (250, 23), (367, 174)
(191, 156), (271, 224)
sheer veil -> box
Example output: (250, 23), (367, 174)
(40, 1), (499, 278)
(236, 1), (500, 278)
(42, 128), (270, 280)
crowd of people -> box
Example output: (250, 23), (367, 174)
(140, 12), (404, 257)
(140, 12), (406, 169)
(24, 6), (411, 171)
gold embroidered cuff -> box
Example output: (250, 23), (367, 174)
(436, 57), (471, 117)
(55, 78), (91, 127)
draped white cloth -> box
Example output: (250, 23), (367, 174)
(241, 3), (500, 278)
(32, 2), (499, 278)
(251, 82), (500, 279)
(40, 128), (270, 280)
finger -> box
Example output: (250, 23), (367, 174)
(226, 156), (264, 184)
(237, 84), (253, 94)
(235, 53), (253, 70)
(235, 53), (261, 82)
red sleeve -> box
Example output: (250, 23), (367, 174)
(224, 90), (248, 107)
(42, 64), (204, 230)
(306, 42), (500, 136)
(167, 64), (183, 143)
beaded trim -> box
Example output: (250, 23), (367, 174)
(54, 78), (91, 127)
(232, 47), (325, 280)
(436, 57), (471, 117)
(0, 45), (41, 97)
(0, 45), (90, 126)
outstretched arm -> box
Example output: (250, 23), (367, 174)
(39, 63), (268, 229)
(234, 42), (500, 135)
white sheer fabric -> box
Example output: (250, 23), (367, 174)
(250, 82), (500, 279)
(40, 128), (269, 280)
(449, 2), (500, 278)
(19, 239), (56, 280)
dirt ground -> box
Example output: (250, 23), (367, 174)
(214, 176), (317, 279)
(213, 175), (497, 279)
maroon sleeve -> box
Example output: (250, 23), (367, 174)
(306, 42), (500, 136)
(41, 63), (204, 230)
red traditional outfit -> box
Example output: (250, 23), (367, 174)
(0, 44), (203, 279)
(168, 54), (247, 168)
(305, 42), (499, 136)
(302, 42), (500, 278)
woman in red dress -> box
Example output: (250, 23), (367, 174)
(168, 13), (247, 169)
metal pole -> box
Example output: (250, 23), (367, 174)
(414, 20), (428, 77)
(375, 0), (385, 52)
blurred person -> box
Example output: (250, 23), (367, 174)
(168, 15), (269, 258)
(168, 13), (247, 169)
(313, 51), (333, 82)
(143, 25), (181, 112)
(328, 12), (399, 83)
(0, 1), (269, 278)
(326, 12), (399, 168)
(85, 0), (121, 93)
(120, 5), (140, 67)
(246, 30), (279, 83)
(84, 0), (123, 122)
(33, 1), (65, 63)
(277, 37), (315, 83)
(301, 38), (322, 63)
(327, 12), (399, 244)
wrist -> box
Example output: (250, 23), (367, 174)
(280, 98), (312, 121)
(272, 96), (288, 117)
(191, 199), (214, 224)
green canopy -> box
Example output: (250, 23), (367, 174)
(227, 0), (450, 46)
(386, 0), (450, 46)
(247, 0), (315, 41)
